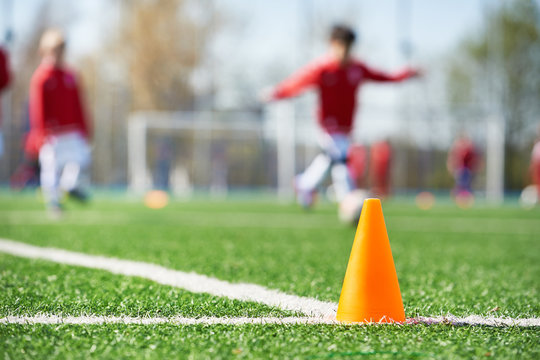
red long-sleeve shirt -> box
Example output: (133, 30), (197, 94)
(26, 62), (89, 155)
(370, 140), (392, 177)
(530, 141), (540, 187)
(448, 138), (479, 172)
(271, 55), (415, 134)
(0, 48), (11, 128)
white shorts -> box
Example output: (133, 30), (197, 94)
(318, 132), (351, 162)
(40, 132), (91, 169)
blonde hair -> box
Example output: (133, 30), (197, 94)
(39, 28), (66, 53)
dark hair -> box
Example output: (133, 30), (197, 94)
(330, 25), (356, 48)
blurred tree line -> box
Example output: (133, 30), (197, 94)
(81, 0), (212, 185)
(447, 0), (540, 190)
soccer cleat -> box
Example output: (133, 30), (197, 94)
(294, 176), (316, 209)
(68, 188), (89, 203)
(46, 202), (64, 220)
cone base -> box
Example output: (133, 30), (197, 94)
(336, 312), (405, 324)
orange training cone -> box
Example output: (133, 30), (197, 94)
(336, 198), (405, 323)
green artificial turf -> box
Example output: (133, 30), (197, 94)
(0, 253), (294, 318)
(0, 191), (539, 359)
(1, 324), (538, 359)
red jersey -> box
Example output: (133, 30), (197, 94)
(532, 141), (540, 165)
(0, 48), (11, 127)
(271, 55), (415, 134)
(449, 138), (478, 171)
(370, 140), (392, 177)
(347, 144), (367, 181)
(531, 141), (540, 187)
(26, 62), (89, 155)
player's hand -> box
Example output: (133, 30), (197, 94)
(409, 68), (422, 78)
(258, 87), (275, 104)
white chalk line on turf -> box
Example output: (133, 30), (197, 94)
(0, 239), (337, 318)
(0, 239), (538, 328)
(1, 315), (538, 327)
(0, 315), (336, 325)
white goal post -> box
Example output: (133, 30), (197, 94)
(127, 106), (298, 197)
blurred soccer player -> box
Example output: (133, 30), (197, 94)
(347, 144), (367, 189)
(0, 46), (11, 158)
(447, 133), (479, 196)
(369, 139), (392, 198)
(27, 29), (91, 216)
(264, 24), (418, 207)
(530, 133), (540, 196)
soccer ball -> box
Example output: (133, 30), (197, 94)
(455, 190), (474, 209)
(520, 185), (538, 209)
(338, 189), (370, 225)
(415, 191), (435, 210)
(144, 190), (169, 209)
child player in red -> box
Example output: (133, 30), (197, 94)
(530, 133), (540, 197)
(447, 133), (479, 197)
(0, 46), (11, 158)
(347, 144), (367, 189)
(27, 29), (91, 216)
(369, 139), (392, 198)
(264, 24), (418, 207)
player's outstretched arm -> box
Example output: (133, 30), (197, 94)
(0, 49), (10, 92)
(263, 61), (322, 102)
(25, 74), (47, 156)
(29, 76), (46, 136)
(361, 62), (420, 83)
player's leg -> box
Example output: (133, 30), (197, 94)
(296, 153), (332, 192)
(452, 169), (461, 196)
(327, 134), (354, 201)
(380, 170), (390, 197)
(59, 162), (81, 192)
(295, 153), (331, 208)
(10, 156), (40, 190)
(39, 142), (62, 214)
(534, 163), (540, 198)
(58, 132), (91, 202)
(533, 162), (539, 189)
(457, 167), (472, 194)
(331, 163), (352, 201)
(295, 133), (354, 207)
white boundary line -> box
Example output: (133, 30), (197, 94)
(0, 315), (335, 325)
(1, 315), (538, 327)
(0, 239), (337, 318)
(0, 239), (538, 328)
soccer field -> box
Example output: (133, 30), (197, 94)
(0, 192), (538, 359)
